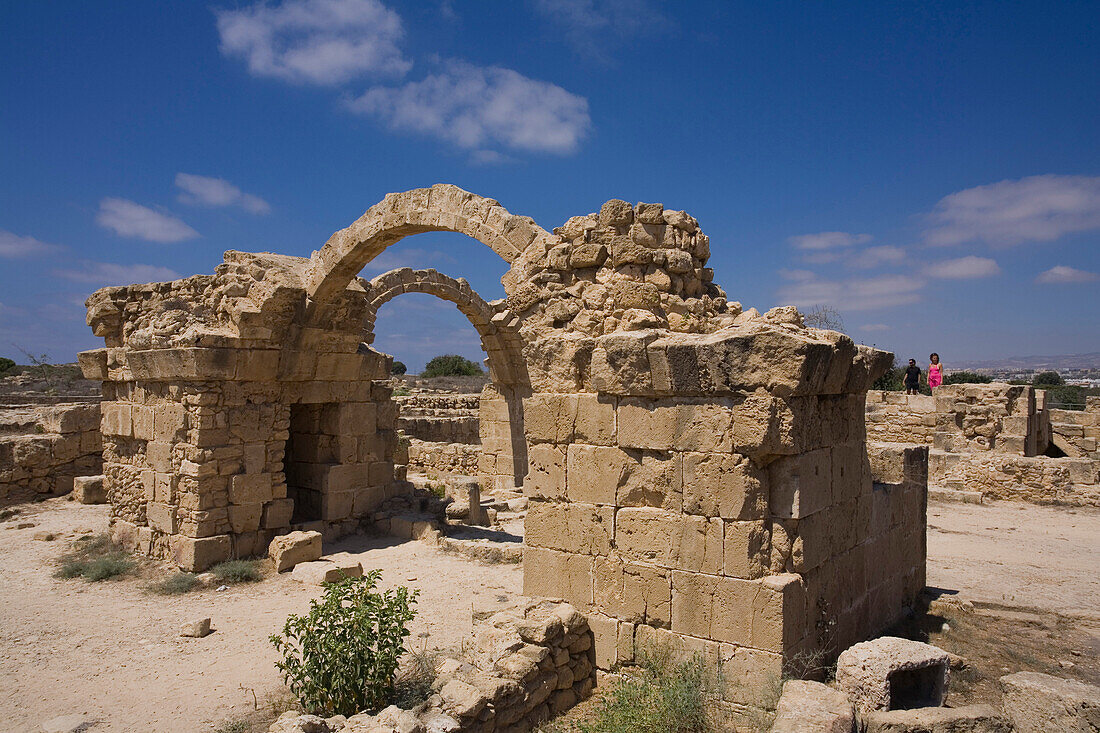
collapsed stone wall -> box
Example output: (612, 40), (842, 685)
(396, 392), (480, 445)
(0, 402), (102, 504)
(1048, 397), (1100, 460)
(866, 385), (1099, 504)
(270, 600), (594, 733)
(80, 185), (907, 698)
(407, 440), (481, 476)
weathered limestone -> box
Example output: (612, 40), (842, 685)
(1000, 671), (1100, 733)
(0, 402), (102, 504)
(72, 474), (107, 504)
(80, 185), (906, 698)
(290, 557), (364, 585)
(835, 637), (950, 714)
(859, 704), (1010, 733)
(1048, 397), (1100, 461)
(270, 530), (323, 573)
(771, 680), (855, 733)
(866, 386), (1100, 505)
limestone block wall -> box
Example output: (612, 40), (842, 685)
(406, 439), (481, 476)
(932, 383), (1039, 456)
(519, 324), (904, 703)
(0, 402), (102, 504)
(930, 450), (1099, 506)
(1048, 397), (1100, 460)
(395, 392), (481, 445)
(83, 343), (403, 571)
(865, 391), (937, 444)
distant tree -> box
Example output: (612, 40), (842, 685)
(943, 371), (992, 385)
(802, 304), (845, 332)
(390, 361), (407, 375)
(421, 354), (482, 377)
(1033, 371), (1064, 387)
(0, 357), (14, 375)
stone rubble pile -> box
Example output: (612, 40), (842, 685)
(269, 600), (594, 733)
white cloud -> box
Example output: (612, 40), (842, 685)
(1035, 265), (1100, 284)
(778, 268), (817, 282)
(860, 324), (891, 332)
(923, 255), (1001, 279)
(175, 173), (271, 214)
(55, 262), (182, 286)
(348, 60), (591, 155)
(96, 199), (199, 242)
(925, 174), (1100, 247)
(532, 0), (662, 58)
(851, 245), (906, 269)
(215, 0), (410, 86)
(787, 231), (872, 251)
(777, 273), (925, 312)
(0, 230), (60, 258)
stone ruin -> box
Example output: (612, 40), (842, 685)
(78, 184), (924, 703)
(866, 384), (1100, 505)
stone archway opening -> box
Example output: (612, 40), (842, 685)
(362, 267), (530, 494)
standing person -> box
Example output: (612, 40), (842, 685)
(928, 353), (943, 392)
(904, 359), (922, 395)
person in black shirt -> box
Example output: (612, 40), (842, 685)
(904, 358), (922, 395)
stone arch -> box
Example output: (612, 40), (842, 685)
(304, 183), (552, 308)
(362, 267), (526, 387)
(363, 267), (530, 492)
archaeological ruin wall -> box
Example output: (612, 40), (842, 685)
(866, 384), (1100, 505)
(0, 402), (102, 505)
(80, 184), (920, 698)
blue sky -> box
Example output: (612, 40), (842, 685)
(1, 0), (1097, 372)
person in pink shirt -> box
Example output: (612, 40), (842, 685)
(928, 353), (943, 392)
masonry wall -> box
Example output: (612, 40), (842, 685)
(521, 363), (918, 706)
(930, 449), (1099, 505)
(1048, 397), (1100, 460)
(0, 402), (101, 504)
(87, 345), (406, 571)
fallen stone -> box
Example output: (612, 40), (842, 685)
(269, 530), (322, 572)
(1000, 670), (1100, 733)
(771, 679), (855, 733)
(290, 558), (363, 585)
(268, 712), (330, 733)
(41, 714), (91, 733)
(860, 704), (1010, 732)
(32, 531), (56, 541)
(180, 617), (212, 638)
(835, 637), (950, 713)
(71, 474), (106, 504)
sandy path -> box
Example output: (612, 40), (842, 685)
(926, 498), (1100, 616)
(0, 500), (521, 732)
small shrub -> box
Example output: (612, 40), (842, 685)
(392, 647), (440, 710)
(392, 387), (410, 397)
(54, 533), (136, 581)
(271, 571), (418, 717)
(426, 483), (446, 500)
(149, 571), (201, 595)
(580, 647), (718, 733)
(213, 720), (250, 733)
(421, 354), (482, 377)
(212, 559), (263, 583)
(391, 361), (407, 375)
(0, 356), (15, 375)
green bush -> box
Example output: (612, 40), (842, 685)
(149, 571), (201, 595)
(579, 648), (718, 733)
(271, 572), (418, 717)
(1040, 384), (1087, 410)
(872, 357), (904, 391)
(421, 354), (482, 377)
(212, 559), (263, 583)
(54, 533), (135, 581)
(943, 371), (992, 385)
(391, 361), (407, 375)
(1033, 371), (1064, 387)
(0, 357), (14, 375)
(392, 387), (410, 397)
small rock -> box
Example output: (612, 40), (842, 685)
(41, 714), (91, 733)
(15, 522), (35, 529)
(216, 584), (228, 592)
(180, 618), (212, 638)
(196, 572), (216, 586)
(32, 531), (56, 541)
(291, 559), (363, 586)
(1059, 660), (1075, 669)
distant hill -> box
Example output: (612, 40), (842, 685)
(952, 353), (1100, 371)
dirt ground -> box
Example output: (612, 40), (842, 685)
(0, 499), (522, 732)
(0, 496), (1097, 731)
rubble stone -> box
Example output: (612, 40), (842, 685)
(1000, 670), (1100, 733)
(771, 679), (855, 733)
(836, 637), (950, 713)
